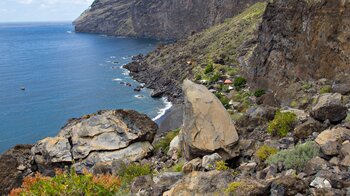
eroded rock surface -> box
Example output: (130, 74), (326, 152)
(32, 110), (157, 172)
(250, 0), (350, 103)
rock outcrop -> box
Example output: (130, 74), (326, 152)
(163, 170), (235, 196)
(32, 110), (158, 172)
(250, 0), (350, 102)
(74, 0), (263, 40)
(181, 80), (239, 160)
(0, 145), (34, 195)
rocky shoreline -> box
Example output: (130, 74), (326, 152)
(2, 0), (350, 195)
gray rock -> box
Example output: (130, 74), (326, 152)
(82, 142), (153, 168)
(315, 127), (350, 145)
(320, 141), (340, 156)
(294, 118), (323, 139)
(340, 155), (350, 167)
(167, 135), (181, 160)
(311, 93), (347, 123)
(310, 177), (332, 189)
(304, 157), (329, 176)
(202, 153), (223, 170)
(163, 170), (235, 196)
(182, 158), (202, 174)
(341, 141), (350, 156)
(32, 137), (72, 165)
(153, 172), (183, 189)
(59, 110), (157, 159)
(181, 80), (239, 160)
(239, 162), (257, 174)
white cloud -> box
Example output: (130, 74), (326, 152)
(17, 0), (93, 6)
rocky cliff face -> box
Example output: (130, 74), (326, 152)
(74, 0), (262, 40)
(124, 2), (267, 102)
(250, 0), (350, 102)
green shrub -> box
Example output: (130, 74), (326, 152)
(302, 83), (312, 90)
(194, 74), (202, 81)
(234, 77), (247, 89)
(225, 181), (243, 194)
(266, 141), (320, 171)
(254, 89), (266, 97)
(320, 85), (332, 94)
(209, 73), (221, 83)
(11, 169), (121, 196)
(227, 67), (238, 76)
(256, 145), (278, 161)
(117, 163), (152, 185)
(267, 111), (296, 137)
(204, 63), (214, 74)
(215, 93), (230, 108)
(154, 129), (180, 153)
(215, 161), (229, 171)
(167, 160), (185, 172)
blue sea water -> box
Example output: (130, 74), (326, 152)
(0, 22), (169, 153)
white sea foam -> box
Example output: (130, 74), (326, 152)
(122, 56), (129, 60)
(152, 97), (173, 121)
(66, 31), (73, 34)
(110, 56), (116, 59)
(112, 78), (123, 81)
(122, 69), (130, 76)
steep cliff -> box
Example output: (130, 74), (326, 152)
(250, 0), (350, 102)
(74, 0), (263, 40)
(125, 2), (267, 102)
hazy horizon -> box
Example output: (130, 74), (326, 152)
(0, 0), (94, 22)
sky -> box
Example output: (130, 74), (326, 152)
(0, 0), (94, 22)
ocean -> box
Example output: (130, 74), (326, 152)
(0, 22), (169, 153)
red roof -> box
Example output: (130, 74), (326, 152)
(224, 79), (233, 84)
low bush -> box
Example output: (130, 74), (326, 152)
(194, 74), (202, 81)
(215, 161), (229, 171)
(302, 83), (312, 91)
(10, 169), (121, 196)
(267, 111), (296, 137)
(154, 129), (180, 153)
(204, 63), (214, 74)
(215, 93), (230, 108)
(166, 160), (185, 172)
(234, 77), (247, 90)
(254, 89), (266, 97)
(319, 85), (332, 94)
(116, 163), (152, 185)
(266, 141), (320, 171)
(255, 145), (278, 161)
(225, 181), (243, 194)
(209, 73), (221, 83)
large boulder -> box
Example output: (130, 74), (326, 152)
(0, 145), (34, 195)
(181, 80), (239, 160)
(32, 110), (158, 172)
(311, 93), (347, 123)
(58, 110), (157, 159)
(315, 127), (350, 145)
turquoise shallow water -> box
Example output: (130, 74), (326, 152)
(0, 22), (167, 153)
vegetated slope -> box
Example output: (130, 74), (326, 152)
(249, 0), (350, 103)
(74, 0), (263, 40)
(125, 2), (267, 103)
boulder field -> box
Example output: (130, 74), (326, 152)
(1, 79), (350, 195)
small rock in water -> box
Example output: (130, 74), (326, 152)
(20, 87), (25, 91)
